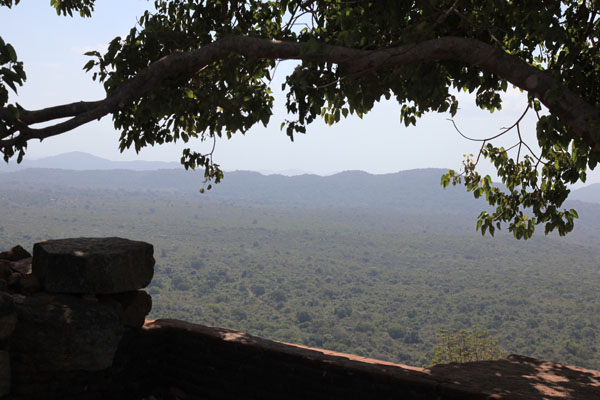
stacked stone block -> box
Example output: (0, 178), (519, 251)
(0, 237), (154, 398)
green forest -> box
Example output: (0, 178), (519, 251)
(1, 168), (599, 369)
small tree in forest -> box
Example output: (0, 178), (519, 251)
(429, 327), (507, 366)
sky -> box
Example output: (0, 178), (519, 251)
(2, 2), (597, 184)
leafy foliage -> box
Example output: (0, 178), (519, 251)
(0, 29), (25, 162)
(50, 0), (95, 17)
(84, 0), (280, 176)
(1, 1), (600, 238)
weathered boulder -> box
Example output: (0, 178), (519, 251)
(6, 272), (20, 290)
(10, 257), (32, 274)
(0, 351), (9, 397)
(102, 290), (152, 328)
(0, 245), (31, 262)
(18, 273), (41, 295)
(32, 237), (154, 294)
(0, 292), (17, 341)
(10, 292), (124, 372)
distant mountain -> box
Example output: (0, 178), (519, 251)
(2, 151), (600, 212)
(2, 165), (600, 243)
(0, 152), (321, 176)
(257, 168), (317, 176)
(570, 184), (600, 204)
(5, 151), (600, 205)
(0, 167), (486, 215)
(0, 151), (181, 171)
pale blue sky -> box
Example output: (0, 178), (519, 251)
(3, 2), (596, 184)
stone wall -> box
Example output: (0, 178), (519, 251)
(0, 238), (153, 399)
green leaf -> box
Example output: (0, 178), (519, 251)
(5, 43), (16, 62)
(183, 88), (195, 99)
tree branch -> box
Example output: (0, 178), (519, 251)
(2, 35), (598, 155)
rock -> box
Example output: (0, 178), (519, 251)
(11, 292), (124, 372)
(0, 351), (9, 397)
(32, 237), (155, 294)
(10, 257), (32, 274)
(0, 245), (31, 262)
(102, 290), (152, 328)
(169, 386), (188, 399)
(81, 294), (98, 302)
(0, 292), (17, 341)
(0, 280), (7, 292)
(7, 272), (20, 290)
(10, 294), (24, 305)
(0, 261), (11, 280)
(19, 274), (41, 295)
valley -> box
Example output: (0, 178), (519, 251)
(1, 165), (599, 368)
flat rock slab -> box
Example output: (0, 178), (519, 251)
(32, 237), (154, 294)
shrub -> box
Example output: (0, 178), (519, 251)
(270, 290), (287, 303)
(296, 310), (312, 323)
(251, 285), (265, 296)
(429, 328), (506, 366)
(355, 321), (374, 332)
(334, 305), (352, 319)
(387, 325), (406, 339)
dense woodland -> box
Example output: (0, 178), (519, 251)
(1, 167), (600, 369)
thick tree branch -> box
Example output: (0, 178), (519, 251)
(2, 35), (598, 153)
(17, 100), (104, 124)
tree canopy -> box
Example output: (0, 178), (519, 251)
(0, 0), (599, 239)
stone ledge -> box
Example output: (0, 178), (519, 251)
(6, 318), (600, 399)
(130, 319), (600, 399)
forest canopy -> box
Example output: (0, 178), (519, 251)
(0, 0), (599, 239)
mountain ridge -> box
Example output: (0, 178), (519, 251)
(0, 151), (182, 172)
(1, 152), (598, 206)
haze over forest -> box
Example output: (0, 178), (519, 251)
(1, 152), (600, 368)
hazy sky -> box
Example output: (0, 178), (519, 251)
(3, 2), (596, 183)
